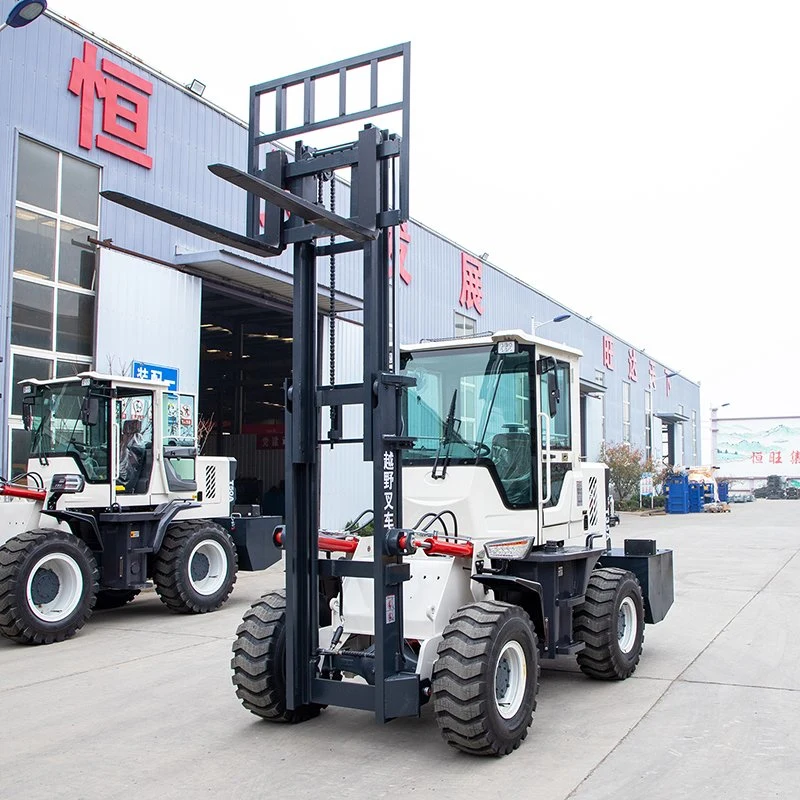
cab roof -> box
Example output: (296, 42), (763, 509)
(401, 329), (583, 359)
(20, 371), (173, 391)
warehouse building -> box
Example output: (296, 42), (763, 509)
(0, 11), (700, 524)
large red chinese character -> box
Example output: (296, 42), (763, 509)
(649, 360), (657, 389)
(628, 348), (638, 382)
(664, 369), (672, 397)
(751, 451), (763, 464)
(68, 41), (153, 169)
(459, 253), (484, 315)
(792, 451), (800, 465)
(769, 451), (783, 464)
(602, 336), (614, 370)
(388, 223), (412, 285)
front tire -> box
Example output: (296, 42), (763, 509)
(231, 590), (322, 723)
(575, 567), (645, 680)
(0, 529), (98, 645)
(153, 521), (237, 613)
(432, 601), (539, 756)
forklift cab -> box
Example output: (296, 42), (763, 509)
(400, 331), (580, 507)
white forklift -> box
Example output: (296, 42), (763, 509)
(0, 372), (279, 645)
(101, 44), (673, 756)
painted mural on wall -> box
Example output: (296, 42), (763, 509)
(715, 417), (800, 478)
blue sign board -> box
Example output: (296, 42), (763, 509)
(131, 361), (179, 392)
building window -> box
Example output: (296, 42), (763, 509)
(644, 390), (652, 461)
(622, 381), (631, 443)
(454, 311), (476, 338)
(692, 410), (697, 463)
(9, 137), (99, 474)
(594, 369), (604, 386)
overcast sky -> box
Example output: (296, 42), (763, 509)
(46, 1), (800, 435)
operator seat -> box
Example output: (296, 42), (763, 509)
(118, 419), (146, 494)
(491, 432), (534, 505)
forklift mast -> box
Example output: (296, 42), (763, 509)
(104, 44), (416, 720)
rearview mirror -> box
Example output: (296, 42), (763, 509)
(22, 397), (34, 431)
(81, 396), (99, 427)
(548, 371), (559, 418)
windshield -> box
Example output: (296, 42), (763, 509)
(30, 383), (110, 482)
(401, 345), (534, 507)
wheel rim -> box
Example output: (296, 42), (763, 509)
(617, 596), (638, 654)
(494, 640), (527, 719)
(188, 539), (228, 596)
(26, 553), (84, 623)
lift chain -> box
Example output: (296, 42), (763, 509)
(318, 172), (337, 444)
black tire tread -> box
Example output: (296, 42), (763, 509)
(231, 590), (321, 723)
(432, 600), (539, 756)
(153, 521), (237, 614)
(575, 567), (644, 680)
(0, 529), (98, 645)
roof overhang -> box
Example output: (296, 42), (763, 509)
(579, 377), (606, 396)
(655, 411), (690, 423)
(173, 249), (361, 313)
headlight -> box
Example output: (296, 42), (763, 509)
(50, 474), (85, 494)
(484, 537), (534, 560)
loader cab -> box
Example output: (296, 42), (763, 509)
(400, 332), (581, 508)
(20, 372), (199, 507)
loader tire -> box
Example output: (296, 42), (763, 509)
(432, 601), (539, 756)
(231, 589), (322, 723)
(0, 529), (98, 645)
(575, 567), (644, 680)
(153, 521), (237, 613)
(94, 589), (140, 610)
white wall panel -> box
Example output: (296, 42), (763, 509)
(95, 249), (200, 394)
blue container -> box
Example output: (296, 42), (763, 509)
(688, 483), (705, 512)
(665, 474), (690, 514)
(718, 483), (729, 502)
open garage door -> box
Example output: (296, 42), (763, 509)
(199, 284), (292, 518)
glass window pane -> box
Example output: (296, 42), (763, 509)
(11, 279), (53, 349)
(16, 138), (58, 211)
(59, 222), (96, 289)
(61, 155), (99, 225)
(11, 428), (34, 480)
(56, 360), (92, 378)
(56, 289), (94, 355)
(11, 354), (51, 415)
(13, 208), (56, 279)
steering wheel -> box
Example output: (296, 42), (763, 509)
(472, 442), (491, 458)
(68, 439), (87, 453)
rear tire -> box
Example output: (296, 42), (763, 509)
(432, 601), (539, 756)
(231, 590), (322, 723)
(153, 521), (237, 613)
(94, 589), (140, 610)
(575, 567), (644, 680)
(0, 529), (98, 645)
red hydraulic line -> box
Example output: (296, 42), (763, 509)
(0, 485), (46, 501)
(397, 533), (474, 559)
(318, 534), (359, 553)
(273, 526), (359, 554)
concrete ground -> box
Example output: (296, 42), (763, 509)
(1, 501), (799, 799)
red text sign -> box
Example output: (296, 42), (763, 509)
(628, 348), (638, 382)
(459, 253), (484, 315)
(69, 42), (154, 169)
(388, 223), (412, 285)
(602, 336), (614, 370)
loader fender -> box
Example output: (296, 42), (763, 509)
(471, 574), (545, 643)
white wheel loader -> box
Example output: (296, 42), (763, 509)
(0, 372), (280, 645)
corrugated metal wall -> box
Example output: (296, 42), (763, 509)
(1, 12), (703, 479)
(95, 249), (201, 394)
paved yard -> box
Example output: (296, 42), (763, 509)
(1, 501), (798, 799)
